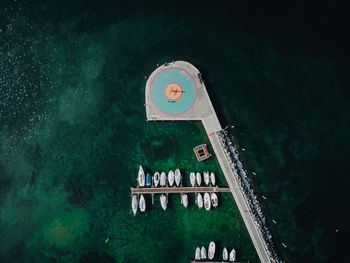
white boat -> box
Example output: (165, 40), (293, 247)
(168, 170), (175, 186)
(182, 194), (188, 207)
(195, 247), (201, 260)
(197, 193), (203, 208)
(138, 165), (145, 187)
(160, 194), (167, 210)
(229, 248), (236, 261)
(196, 172), (201, 186)
(160, 172), (166, 186)
(131, 195), (138, 216)
(211, 192), (218, 207)
(204, 192), (211, 211)
(153, 172), (160, 187)
(204, 171), (210, 185)
(208, 241), (215, 260)
(210, 172), (216, 185)
(175, 168), (181, 186)
(139, 194), (146, 212)
(222, 247), (228, 261)
(201, 246), (207, 260)
(190, 172), (196, 187)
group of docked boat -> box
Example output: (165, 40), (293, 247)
(194, 242), (236, 262)
(131, 166), (220, 215)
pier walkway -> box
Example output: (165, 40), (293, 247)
(131, 186), (230, 194)
(145, 61), (279, 263)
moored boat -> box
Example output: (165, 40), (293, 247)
(229, 248), (236, 262)
(197, 193), (203, 208)
(195, 247), (201, 260)
(208, 241), (215, 260)
(210, 172), (216, 185)
(138, 165), (145, 187)
(175, 168), (181, 186)
(168, 170), (175, 187)
(139, 194), (146, 212)
(190, 172), (196, 187)
(211, 192), (218, 207)
(204, 171), (210, 185)
(153, 172), (160, 187)
(160, 172), (166, 186)
(146, 173), (151, 186)
(131, 195), (138, 216)
(160, 194), (167, 210)
(204, 192), (211, 211)
(182, 194), (188, 207)
(196, 172), (201, 186)
(201, 246), (207, 260)
(222, 247), (228, 261)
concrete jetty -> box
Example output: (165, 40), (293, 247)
(145, 61), (280, 263)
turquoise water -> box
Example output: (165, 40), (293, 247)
(150, 67), (197, 115)
(1, 1), (349, 262)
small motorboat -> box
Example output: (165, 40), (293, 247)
(222, 247), (228, 261)
(197, 193), (203, 208)
(146, 173), (151, 186)
(190, 172), (196, 187)
(153, 172), (160, 187)
(195, 247), (201, 260)
(175, 168), (181, 186)
(138, 165), (145, 187)
(182, 194), (188, 207)
(204, 171), (210, 185)
(139, 194), (146, 212)
(168, 170), (175, 187)
(196, 172), (201, 186)
(201, 246), (207, 260)
(131, 195), (138, 216)
(229, 248), (236, 262)
(204, 192), (211, 211)
(160, 194), (167, 210)
(208, 241), (215, 260)
(211, 192), (218, 207)
(160, 172), (166, 187)
(210, 172), (216, 185)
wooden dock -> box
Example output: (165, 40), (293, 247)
(191, 261), (249, 263)
(131, 186), (230, 195)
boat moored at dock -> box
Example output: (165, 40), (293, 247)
(210, 172), (216, 185)
(208, 241), (215, 259)
(146, 173), (151, 186)
(139, 194), (146, 212)
(168, 170), (175, 187)
(190, 172), (196, 187)
(197, 193), (203, 208)
(160, 172), (166, 186)
(182, 193), (188, 207)
(223, 247), (228, 261)
(204, 171), (210, 186)
(160, 194), (167, 210)
(153, 172), (160, 187)
(195, 247), (201, 260)
(201, 246), (207, 260)
(204, 192), (211, 211)
(196, 172), (201, 186)
(175, 168), (182, 186)
(138, 165), (145, 187)
(211, 192), (218, 207)
(131, 195), (138, 216)
(229, 248), (236, 262)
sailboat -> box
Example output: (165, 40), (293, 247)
(204, 192), (211, 211)
(138, 165), (145, 187)
(195, 247), (201, 260)
(168, 170), (175, 187)
(229, 248), (236, 261)
(182, 194), (188, 207)
(201, 246), (207, 260)
(175, 168), (181, 186)
(139, 194), (146, 212)
(153, 172), (160, 187)
(160, 172), (166, 187)
(222, 247), (228, 261)
(208, 241), (215, 260)
(211, 192), (218, 207)
(204, 171), (210, 185)
(197, 193), (203, 208)
(196, 172), (201, 186)
(160, 194), (167, 210)
(131, 195), (138, 216)
(190, 172), (196, 187)
(210, 172), (216, 185)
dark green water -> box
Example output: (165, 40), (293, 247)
(1, 1), (349, 262)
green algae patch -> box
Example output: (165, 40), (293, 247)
(42, 210), (89, 249)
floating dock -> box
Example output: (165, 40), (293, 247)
(145, 61), (280, 263)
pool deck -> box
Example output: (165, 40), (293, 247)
(145, 61), (274, 263)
